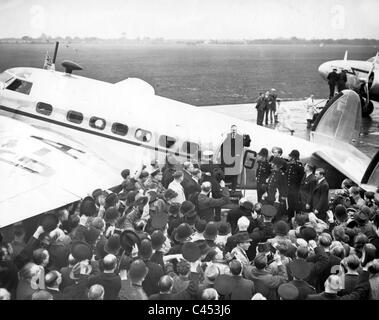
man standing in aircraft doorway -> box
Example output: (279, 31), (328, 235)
(327, 68), (339, 99)
(220, 125), (244, 191)
(255, 93), (266, 126)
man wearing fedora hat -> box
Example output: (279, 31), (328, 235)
(256, 148), (271, 202)
(231, 232), (252, 268)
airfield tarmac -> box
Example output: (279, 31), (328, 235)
(205, 99), (379, 159)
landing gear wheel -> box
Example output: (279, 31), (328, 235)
(362, 100), (374, 117)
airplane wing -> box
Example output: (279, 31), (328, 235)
(0, 116), (121, 227)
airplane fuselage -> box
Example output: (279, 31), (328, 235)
(0, 67), (374, 191)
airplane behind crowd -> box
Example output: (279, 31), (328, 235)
(0, 42), (378, 227)
(318, 51), (379, 117)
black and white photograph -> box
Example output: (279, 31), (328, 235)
(0, 0), (379, 306)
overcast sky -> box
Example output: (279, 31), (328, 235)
(0, 0), (378, 39)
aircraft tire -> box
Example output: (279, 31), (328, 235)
(362, 101), (374, 117)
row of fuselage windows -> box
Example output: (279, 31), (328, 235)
(35, 102), (200, 154)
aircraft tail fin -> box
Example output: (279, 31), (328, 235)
(310, 90), (361, 148)
(343, 50), (348, 61)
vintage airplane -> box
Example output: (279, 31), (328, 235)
(318, 51), (379, 117)
(0, 42), (378, 227)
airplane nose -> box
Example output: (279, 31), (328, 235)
(318, 62), (329, 79)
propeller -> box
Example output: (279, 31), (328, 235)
(363, 52), (378, 109)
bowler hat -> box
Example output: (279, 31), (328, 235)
(174, 223), (193, 242)
(289, 259), (312, 280)
(278, 283), (299, 300)
(194, 239), (211, 256)
(258, 148), (268, 157)
(164, 189), (178, 201)
(218, 222), (231, 236)
(151, 212), (169, 230)
(261, 204), (277, 217)
(288, 149), (300, 159)
(182, 242), (201, 262)
(203, 222), (218, 241)
(234, 231), (252, 243)
(120, 229), (141, 251)
(139, 239), (153, 260)
(71, 241), (92, 262)
(195, 219), (207, 233)
(180, 201), (196, 216)
(151, 230), (166, 250)
(41, 214), (59, 233)
(184, 211), (198, 225)
(274, 221), (289, 236)
(104, 234), (121, 255)
(105, 193), (119, 208)
(128, 259), (148, 282)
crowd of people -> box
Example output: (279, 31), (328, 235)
(1, 150), (379, 301)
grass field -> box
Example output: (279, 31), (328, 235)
(1, 43), (378, 105)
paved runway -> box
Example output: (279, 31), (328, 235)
(205, 99), (379, 159)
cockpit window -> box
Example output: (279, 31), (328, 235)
(6, 78), (33, 95)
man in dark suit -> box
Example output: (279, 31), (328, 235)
(181, 161), (194, 199)
(311, 168), (329, 221)
(185, 168), (202, 200)
(299, 163), (317, 212)
(227, 260), (255, 300)
(220, 125), (244, 190)
(255, 148), (271, 203)
(255, 93), (266, 126)
(286, 150), (304, 219)
(327, 68), (339, 99)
